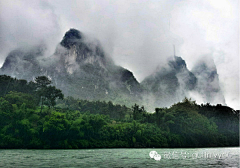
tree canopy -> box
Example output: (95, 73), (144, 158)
(0, 75), (238, 149)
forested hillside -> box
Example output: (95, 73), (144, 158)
(0, 75), (239, 149)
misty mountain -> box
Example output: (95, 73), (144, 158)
(0, 29), (142, 106)
(141, 56), (197, 108)
(191, 57), (225, 105)
(0, 28), (225, 109)
(1, 44), (47, 80)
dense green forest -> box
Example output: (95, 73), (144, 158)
(0, 75), (239, 149)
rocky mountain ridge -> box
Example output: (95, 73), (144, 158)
(0, 28), (225, 109)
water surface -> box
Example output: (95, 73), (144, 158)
(0, 148), (239, 167)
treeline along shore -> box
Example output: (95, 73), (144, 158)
(0, 75), (239, 149)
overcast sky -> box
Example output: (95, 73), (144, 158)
(0, 0), (239, 109)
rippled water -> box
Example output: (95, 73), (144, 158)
(0, 148), (239, 167)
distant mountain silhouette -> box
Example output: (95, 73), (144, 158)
(0, 28), (225, 109)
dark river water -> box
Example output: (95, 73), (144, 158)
(0, 147), (239, 167)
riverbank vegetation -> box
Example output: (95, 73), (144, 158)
(0, 75), (239, 149)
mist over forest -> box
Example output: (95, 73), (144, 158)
(0, 0), (239, 150)
(0, 75), (238, 148)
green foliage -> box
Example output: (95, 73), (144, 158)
(0, 75), (36, 96)
(0, 76), (238, 149)
(35, 76), (51, 89)
(4, 91), (38, 109)
(34, 76), (64, 108)
(44, 86), (64, 107)
(57, 97), (130, 120)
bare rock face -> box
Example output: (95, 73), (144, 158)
(60, 29), (106, 65)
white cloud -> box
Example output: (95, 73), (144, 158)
(0, 0), (239, 109)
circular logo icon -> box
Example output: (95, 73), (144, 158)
(149, 151), (161, 161)
(154, 153), (161, 161)
(149, 151), (158, 158)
